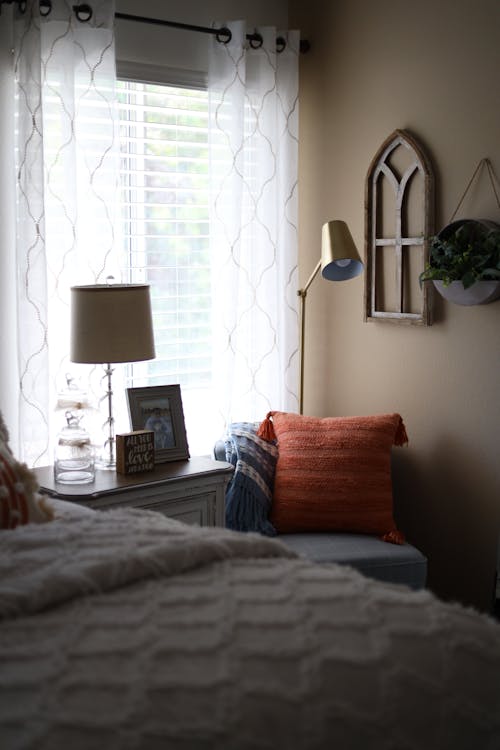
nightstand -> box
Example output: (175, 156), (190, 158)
(34, 457), (233, 527)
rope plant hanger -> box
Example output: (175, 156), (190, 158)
(448, 157), (500, 223)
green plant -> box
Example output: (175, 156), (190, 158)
(419, 221), (500, 289)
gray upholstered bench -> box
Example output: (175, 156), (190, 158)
(277, 532), (427, 589)
(214, 439), (427, 590)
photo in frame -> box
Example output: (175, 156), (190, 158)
(126, 385), (190, 463)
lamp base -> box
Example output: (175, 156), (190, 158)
(98, 363), (116, 471)
(96, 457), (116, 471)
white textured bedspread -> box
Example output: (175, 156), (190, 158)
(1, 508), (500, 750)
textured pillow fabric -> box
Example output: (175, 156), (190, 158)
(258, 411), (407, 542)
(0, 418), (53, 529)
(0, 409), (10, 444)
(224, 422), (278, 536)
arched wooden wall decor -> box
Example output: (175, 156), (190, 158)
(364, 130), (434, 325)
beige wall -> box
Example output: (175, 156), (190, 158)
(290, 0), (500, 610)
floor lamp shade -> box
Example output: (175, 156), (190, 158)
(321, 220), (364, 281)
(70, 284), (155, 364)
(298, 220), (364, 414)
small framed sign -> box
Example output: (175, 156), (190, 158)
(126, 384), (190, 464)
(116, 430), (155, 475)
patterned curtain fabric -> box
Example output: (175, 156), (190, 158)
(208, 22), (300, 430)
(13, 0), (119, 464)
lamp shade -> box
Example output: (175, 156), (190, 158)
(321, 220), (364, 281)
(70, 284), (155, 364)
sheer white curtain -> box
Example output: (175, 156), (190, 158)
(208, 21), (300, 430)
(13, 0), (119, 464)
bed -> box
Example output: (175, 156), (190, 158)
(1, 501), (500, 750)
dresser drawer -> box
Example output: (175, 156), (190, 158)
(142, 492), (215, 526)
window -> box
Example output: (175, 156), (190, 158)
(117, 79), (213, 453)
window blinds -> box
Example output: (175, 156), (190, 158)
(117, 80), (211, 390)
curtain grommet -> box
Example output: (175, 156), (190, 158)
(248, 33), (263, 49)
(39, 0), (51, 17)
(216, 27), (231, 45)
(73, 3), (92, 22)
(276, 36), (286, 53)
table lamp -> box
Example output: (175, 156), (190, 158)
(298, 220), (363, 414)
(70, 282), (155, 469)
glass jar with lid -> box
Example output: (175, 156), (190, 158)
(54, 411), (95, 484)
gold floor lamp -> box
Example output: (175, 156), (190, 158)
(298, 220), (364, 414)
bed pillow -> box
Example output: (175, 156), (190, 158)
(224, 422), (278, 536)
(257, 411), (408, 543)
(0, 414), (53, 529)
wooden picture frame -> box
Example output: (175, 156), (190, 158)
(126, 385), (190, 463)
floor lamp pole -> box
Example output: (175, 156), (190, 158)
(298, 260), (321, 415)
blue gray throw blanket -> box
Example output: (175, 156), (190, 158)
(224, 422), (278, 536)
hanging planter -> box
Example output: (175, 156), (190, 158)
(433, 279), (500, 306)
(419, 219), (500, 306)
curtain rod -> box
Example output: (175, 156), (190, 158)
(114, 11), (310, 54)
(0, 2), (310, 53)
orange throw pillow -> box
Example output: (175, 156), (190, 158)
(258, 411), (408, 542)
